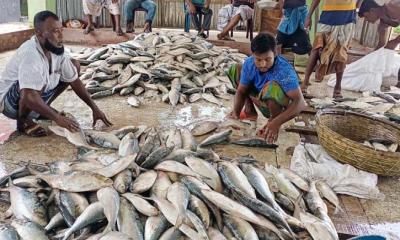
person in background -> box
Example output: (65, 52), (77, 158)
(82, 0), (123, 36)
(276, 0), (312, 55)
(0, 11), (111, 137)
(358, 0), (400, 50)
(124, 0), (157, 33)
(185, 0), (213, 38)
(226, 33), (306, 144)
(301, 0), (358, 98)
(217, 0), (255, 40)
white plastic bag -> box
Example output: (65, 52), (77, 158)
(327, 48), (400, 92)
(290, 143), (384, 199)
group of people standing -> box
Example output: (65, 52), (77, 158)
(80, 0), (258, 39)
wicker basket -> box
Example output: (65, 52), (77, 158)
(316, 109), (400, 176)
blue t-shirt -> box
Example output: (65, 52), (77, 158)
(240, 55), (299, 93)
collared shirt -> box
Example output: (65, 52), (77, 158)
(0, 36), (78, 112)
(240, 55), (299, 93)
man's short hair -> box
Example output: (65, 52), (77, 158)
(358, 0), (380, 17)
(251, 33), (276, 54)
(33, 11), (59, 30)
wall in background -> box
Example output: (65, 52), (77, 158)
(0, 0), (21, 23)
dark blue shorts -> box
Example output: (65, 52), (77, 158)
(2, 82), (58, 120)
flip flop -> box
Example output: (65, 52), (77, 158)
(240, 110), (258, 121)
(18, 121), (47, 137)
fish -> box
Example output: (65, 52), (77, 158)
(168, 88), (180, 107)
(201, 189), (285, 240)
(202, 93), (222, 106)
(113, 170), (132, 194)
(91, 89), (114, 99)
(62, 202), (105, 240)
(99, 231), (133, 239)
(180, 128), (197, 151)
(111, 126), (138, 139)
(57, 191), (89, 227)
(223, 214), (259, 240)
(144, 215), (170, 240)
(199, 129), (232, 147)
(117, 197), (143, 240)
(315, 181), (343, 213)
(122, 193), (159, 217)
(166, 128), (182, 149)
(186, 210), (209, 240)
(97, 187), (120, 232)
(372, 142), (389, 151)
(207, 227), (227, 240)
(48, 126), (98, 150)
(240, 164), (280, 211)
(130, 170), (158, 193)
(150, 171), (172, 199)
(266, 165), (302, 204)
(11, 219), (49, 240)
(158, 227), (184, 240)
(134, 87), (145, 96)
(85, 130), (121, 149)
(305, 181), (328, 215)
(118, 133), (138, 157)
(231, 138), (278, 149)
(279, 168), (309, 192)
(150, 197), (202, 240)
(218, 167), (294, 237)
(120, 87), (135, 96)
(185, 156), (223, 192)
(141, 146), (174, 169)
(127, 96), (141, 108)
(189, 195), (210, 229)
(218, 162), (256, 198)
(44, 213), (65, 232)
(95, 154), (138, 178)
(167, 182), (190, 227)
(0, 223), (19, 240)
(35, 170), (113, 192)
(299, 211), (338, 240)
(154, 161), (203, 178)
(189, 93), (202, 103)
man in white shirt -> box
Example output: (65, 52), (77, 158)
(0, 11), (111, 137)
(82, 0), (123, 36)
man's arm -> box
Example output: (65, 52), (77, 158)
(20, 89), (80, 131)
(376, 22), (391, 49)
(231, 83), (250, 118)
(186, 0), (197, 13)
(385, 34), (400, 50)
(304, 0), (321, 29)
(69, 79), (112, 127)
(204, 0), (211, 8)
(264, 88), (306, 143)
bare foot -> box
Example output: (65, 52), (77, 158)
(333, 89), (343, 99)
(115, 28), (123, 36)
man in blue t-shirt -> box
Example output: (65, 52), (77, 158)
(226, 33), (306, 144)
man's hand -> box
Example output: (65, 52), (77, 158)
(188, 3), (196, 14)
(385, 36), (400, 50)
(92, 108), (112, 127)
(112, 0), (118, 4)
(258, 120), (281, 144)
(304, 16), (312, 31)
(55, 115), (80, 132)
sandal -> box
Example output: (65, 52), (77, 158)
(333, 91), (343, 99)
(17, 121), (47, 137)
(116, 28), (124, 36)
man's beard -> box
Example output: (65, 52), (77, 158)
(44, 39), (64, 55)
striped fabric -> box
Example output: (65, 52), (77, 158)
(322, 0), (356, 11)
(319, 0), (357, 25)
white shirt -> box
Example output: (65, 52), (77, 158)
(0, 36), (78, 112)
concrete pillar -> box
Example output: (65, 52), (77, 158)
(28, 0), (57, 26)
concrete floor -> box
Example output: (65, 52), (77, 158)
(0, 43), (399, 237)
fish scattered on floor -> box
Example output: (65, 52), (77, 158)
(2, 121), (347, 239)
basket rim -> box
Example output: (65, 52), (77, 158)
(316, 109), (400, 155)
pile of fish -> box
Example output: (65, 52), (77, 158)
(0, 121), (343, 240)
(362, 139), (399, 152)
(71, 32), (247, 107)
(310, 90), (400, 123)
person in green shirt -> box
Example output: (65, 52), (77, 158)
(185, 0), (213, 38)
